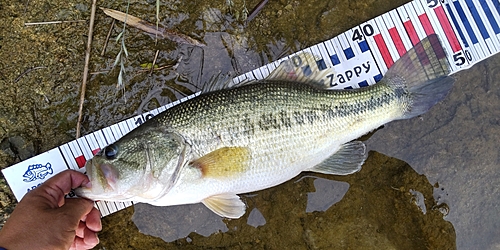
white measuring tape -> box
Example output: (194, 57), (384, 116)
(3, 0), (500, 217)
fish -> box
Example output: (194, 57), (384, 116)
(23, 163), (53, 182)
(76, 34), (454, 218)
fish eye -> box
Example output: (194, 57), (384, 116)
(104, 144), (118, 160)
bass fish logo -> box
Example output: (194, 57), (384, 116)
(23, 163), (53, 182)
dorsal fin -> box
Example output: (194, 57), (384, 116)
(266, 52), (337, 89)
(201, 52), (337, 93)
(201, 73), (235, 93)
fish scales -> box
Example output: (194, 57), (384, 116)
(76, 35), (454, 218)
(147, 81), (403, 197)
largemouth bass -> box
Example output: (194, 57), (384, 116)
(76, 35), (454, 218)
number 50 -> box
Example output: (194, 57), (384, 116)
(453, 50), (472, 66)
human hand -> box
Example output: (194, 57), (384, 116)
(0, 170), (102, 250)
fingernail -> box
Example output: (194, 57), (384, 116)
(83, 181), (92, 188)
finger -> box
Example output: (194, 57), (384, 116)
(32, 170), (91, 207)
(84, 207), (102, 232)
(76, 221), (86, 238)
(73, 235), (97, 250)
(43, 170), (90, 194)
(83, 227), (100, 247)
(60, 198), (95, 228)
(69, 239), (78, 250)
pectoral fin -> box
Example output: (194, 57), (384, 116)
(202, 193), (246, 218)
(309, 141), (367, 175)
(191, 147), (250, 178)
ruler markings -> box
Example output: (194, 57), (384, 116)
(381, 13), (404, 62)
(323, 39), (340, 66)
(75, 137), (93, 161)
(453, 0), (487, 58)
(331, 37), (349, 63)
(474, 0), (500, 53)
(406, 2), (429, 40)
(4, 0), (500, 218)
(259, 64), (271, 78)
(84, 134), (100, 156)
(265, 62), (278, 76)
(398, 5), (421, 45)
(124, 116), (138, 131)
(308, 45), (326, 70)
(96, 201), (111, 218)
(244, 71), (256, 82)
(68, 141), (86, 169)
(391, 10), (414, 52)
(432, 5), (460, 52)
(485, 0), (500, 37)
(464, 0), (496, 54)
(413, 1), (436, 37)
(252, 66), (264, 80)
(373, 31), (394, 68)
(338, 34), (355, 60)
(101, 127), (117, 145)
(59, 143), (79, 171)
(386, 11), (409, 56)
(419, 2), (461, 72)
(362, 19), (388, 74)
(444, 1), (481, 65)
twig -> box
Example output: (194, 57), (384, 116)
(76, 0), (97, 139)
(90, 70), (110, 75)
(24, 20), (86, 26)
(24, 0), (30, 15)
(136, 64), (174, 73)
(14, 66), (47, 83)
(150, 50), (160, 76)
(100, 7), (205, 47)
(101, 19), (115, 56)
(245, 0), (269, 24)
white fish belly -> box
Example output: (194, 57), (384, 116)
(154, 101), (401, 206)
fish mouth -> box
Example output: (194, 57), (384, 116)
(74, 186), (96, 199)
(74, 186), (131, 201)
(76, 159), (115, 200)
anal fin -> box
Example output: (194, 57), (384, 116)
(202, 193), (246, 219)
(309, 141), (367, 175)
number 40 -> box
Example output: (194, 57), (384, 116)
(351, 24), (374, 42)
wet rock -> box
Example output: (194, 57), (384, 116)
(1, 136), (35, 161)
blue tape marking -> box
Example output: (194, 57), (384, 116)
(447, 3), (469, 47)
(302, 65), (312, 76)
(358, 40), (369, 52)
(316, 59), (327, 70)
(330, 54), (340, 65)
(479, 0), (500, 34)
(465, 0), (489, 39)
(344, 47), (355, 60)
(453, 1), (478, 44)
(358, 80), (369, 87)
(493, 0), (500, 16)
(374, 74), (383, 82)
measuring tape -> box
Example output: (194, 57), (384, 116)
(3, 0), (499, 217)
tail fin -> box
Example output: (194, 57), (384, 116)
(384, 34), (455, 119)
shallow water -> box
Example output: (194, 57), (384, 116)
(1, 0), (498, 249)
